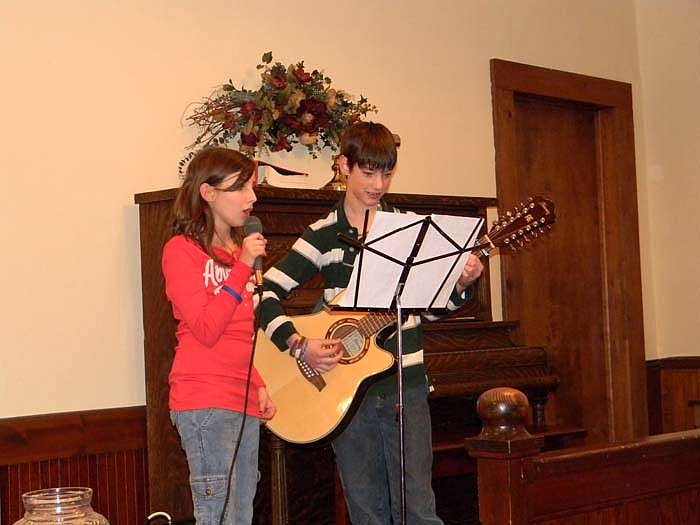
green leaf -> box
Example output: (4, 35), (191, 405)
(262, 51), (273, 64)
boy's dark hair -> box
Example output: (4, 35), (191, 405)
(340, 122), (397, 171)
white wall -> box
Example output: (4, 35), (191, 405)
(634, 0), (700, 359)
(0, 0), (694, 417)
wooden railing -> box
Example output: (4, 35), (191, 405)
(465, 388), (700, 525)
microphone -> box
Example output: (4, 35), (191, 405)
(243, 216), (264, 286)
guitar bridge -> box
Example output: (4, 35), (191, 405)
(297, 359), (327, 392)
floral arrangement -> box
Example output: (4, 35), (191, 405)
(180, 52), (377, 172)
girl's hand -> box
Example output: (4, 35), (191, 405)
(239, 232), (267, 269)
(258, 387), (276, 422)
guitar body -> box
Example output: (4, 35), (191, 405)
(254, 308), (395, 444)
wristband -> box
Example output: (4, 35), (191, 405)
(298, 338), (309, 363)
(221, 285), (242, 303)
(289, 336), (306, 359)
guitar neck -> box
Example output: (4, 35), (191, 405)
(358, 311), (397, 337)
(353, 195), (558, 336)
(471, 233), (496, 259)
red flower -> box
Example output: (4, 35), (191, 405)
(222, 112), (237, 130)
(240, 132), (259, 146)
(292, 65), (312, 84)
(297, 99), (329, 132)
(271, 132), (293, 152)
(240, 102), (262, 123)
(270, 75), (287, 90)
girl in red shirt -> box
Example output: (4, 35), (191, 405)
(162, 147), (276, 525)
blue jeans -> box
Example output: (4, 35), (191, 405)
(332, 379), (443, 525)
(171, 408), (260, 525)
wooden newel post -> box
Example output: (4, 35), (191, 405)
(464, 387), (544, 525)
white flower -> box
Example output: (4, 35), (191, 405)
(299, 133), (318, 145)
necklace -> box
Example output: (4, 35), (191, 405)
(214, 231), (236, 255)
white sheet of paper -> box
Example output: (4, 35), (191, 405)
(339, 212), (483, 309)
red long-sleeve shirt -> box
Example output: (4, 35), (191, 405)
(162, 235), (264, 416)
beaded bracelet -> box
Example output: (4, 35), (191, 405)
(298, 338), (309, 363)
(289, 336), (306, 359)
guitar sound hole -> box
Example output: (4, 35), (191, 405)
(327, 319), (369, 364)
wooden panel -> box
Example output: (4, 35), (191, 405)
(0, 407), (148, 525)
(0, 406), (146, 465)
(535, 489), (700, 525)
(526, 432), (700, 518)
(536, 506), (626, 525)
(626, 489), (700, 525)
(647, 357), (700, 434)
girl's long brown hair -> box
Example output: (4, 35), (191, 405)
(172, 147), (255, 265)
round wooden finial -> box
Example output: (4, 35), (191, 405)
(476, 387), (532, 440)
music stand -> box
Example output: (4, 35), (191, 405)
(335, 210), (484, 524)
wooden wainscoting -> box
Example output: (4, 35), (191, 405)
(647, 357), (700, 435)
(0, 406), (148, 525)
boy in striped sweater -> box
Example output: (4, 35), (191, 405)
(256, 122), (483, 524)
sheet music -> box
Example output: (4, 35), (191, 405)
(339, 211), (483, 309)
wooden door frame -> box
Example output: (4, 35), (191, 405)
(490, 59), (647, 440)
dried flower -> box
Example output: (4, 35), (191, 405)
(180, 52), (377, 172)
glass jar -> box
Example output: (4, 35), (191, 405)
(14, 487), (109, 524)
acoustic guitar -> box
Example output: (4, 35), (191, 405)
(255, 196), (556, 444)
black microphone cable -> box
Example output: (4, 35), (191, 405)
(218, 284), (264, 525)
